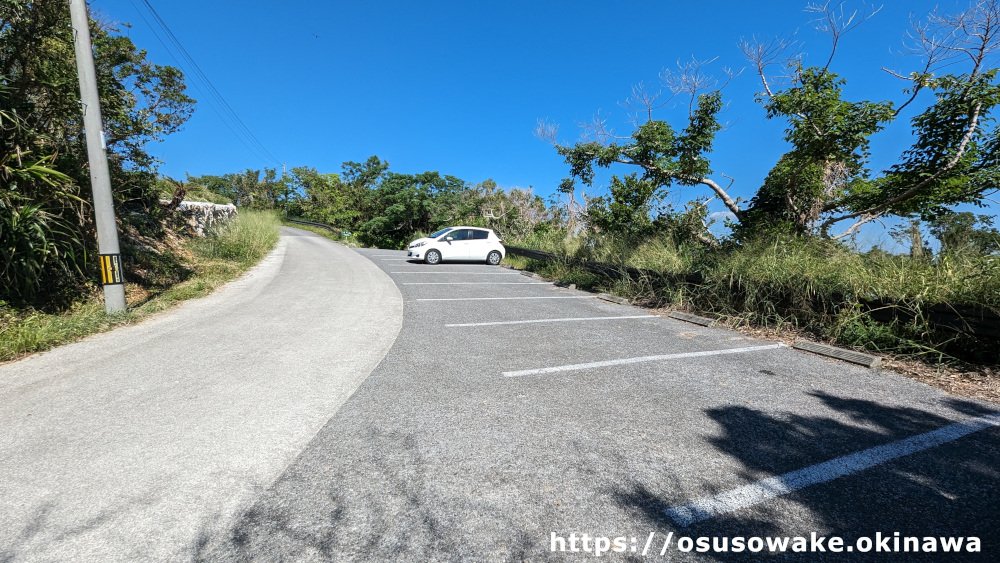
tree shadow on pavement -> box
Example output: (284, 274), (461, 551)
(197, 426), (542, 562)
(609, 392), (1000, 562)
(0, 487), (177, 562)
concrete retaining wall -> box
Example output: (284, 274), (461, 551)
(163, 201), (238, 236)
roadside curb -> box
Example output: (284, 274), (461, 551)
(668, 311), (718, 327)
(597, 293), (629, 305)
(793, 340), (882, 369)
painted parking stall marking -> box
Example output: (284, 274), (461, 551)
(446, 315), (656, 327)
(415, 296), (593, 302)
(403, 282), (549, 285)
(390, 271), (523, 275)
(665, 410), (1000, 526)
(503, 344), (787, 377)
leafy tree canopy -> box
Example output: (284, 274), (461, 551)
(1, 1), (194, 301)
(543, 1), (1000, 244)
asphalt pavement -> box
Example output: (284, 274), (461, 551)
(0, 228), (403, 562)
(198, 247), (1000, 562)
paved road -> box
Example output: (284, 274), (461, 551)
(0, 228), (403, 562)
(199, 248), (1000, 562)
(3, 234), (998, 561)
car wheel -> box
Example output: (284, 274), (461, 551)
(425, 249), (442, 265)
(486, 250), (502, 265)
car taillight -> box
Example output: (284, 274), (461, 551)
(498, 239), (504, 243)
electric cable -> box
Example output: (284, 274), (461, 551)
(128, 0), (283, 168)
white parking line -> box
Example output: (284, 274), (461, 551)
(447, 315), (656, 327)
(502, 344), (786, 377)
(664, 410), (1000, 526)
(403, 282), (549, 285)
(415, 296), (593, 302)
(390, 271), (522, 275)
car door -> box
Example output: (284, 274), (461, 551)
(437, 229), (470, 260)
(467, 229), (490, 260)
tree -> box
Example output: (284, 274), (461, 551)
(1, 1), (194, 301)
(475, 182), (559, 242)
(286, 167), (353, 226)
(538, 57), (739, 246)
(358, 170), (466, 248)
(227, 168), (283, 210)
(339, 155), (389, 229)
(928, 211), (1000, 255)
(742, 1), (1000, 239)
(586, 175), (657, 239)
(185, 168), (287, 210)
(889, 219), (930, 258)
(184, 173), (234, 202)
(543, 1), (1000, 243)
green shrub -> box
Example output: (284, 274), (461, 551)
(0, 200), (84, 301)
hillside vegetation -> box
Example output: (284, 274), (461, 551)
(1, 5), (279, 361)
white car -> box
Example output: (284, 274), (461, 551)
(407, 226), (506, 265)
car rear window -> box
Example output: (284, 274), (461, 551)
(471, 230), (488, 240)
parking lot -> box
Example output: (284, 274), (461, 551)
(206, 247), (1000, 561)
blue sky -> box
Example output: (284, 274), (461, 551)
(90, 0), (993, 249)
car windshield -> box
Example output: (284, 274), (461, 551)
(428, 228), (453, 238)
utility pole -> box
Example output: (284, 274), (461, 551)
(282, 162), (288, 217)
(69, 0), (126, 313)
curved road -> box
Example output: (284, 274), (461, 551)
(0, 228), (403, 562)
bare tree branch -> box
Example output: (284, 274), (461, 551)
(830, 213), (879, 240)
(915, 0), (1000, 78)
(890, 0), (1000, 88)
(620, 81), (669, 125)
(881, 62), (934, 117)
(806, 1), (883, 71)
(578, 110), (630, 145)
(660, 56), (741, 117)
(738, 34), (801, 98)
(534, 119), (560, 146)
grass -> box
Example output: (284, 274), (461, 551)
(0, 210), (281, 363)
(192, 209), (280, 263)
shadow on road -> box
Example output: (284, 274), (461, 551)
(610, 393), (1000, 561)
(196, 426), (541, 562)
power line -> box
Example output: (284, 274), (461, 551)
(131, 0), (281, 167)
(133, 0), (281, 167)
(128, 0), (283, 168)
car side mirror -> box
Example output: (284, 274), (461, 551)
(445, 236), (454, 241)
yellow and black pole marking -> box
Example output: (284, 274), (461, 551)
(99, 253), (124, 285)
